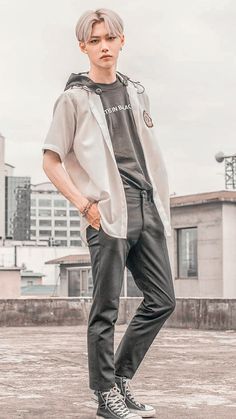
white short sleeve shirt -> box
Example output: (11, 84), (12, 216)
(42, 74), (171, 246)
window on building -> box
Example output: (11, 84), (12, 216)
(54, 210), (67, 217)
(39, 220), (52, 226)
(31, 219), (36, 226)
(38, 199), (52, 207)
(177, 227), (198, 278)
(70, 240), (81, 246)
(31, 209), (36, 217)
(39, 230), (51, 236)
(68, 269), (92, 297)
(55, 230), (67, 237)
(30, 230), (36, 236)
(70, 231), (80, 237)
(70, 220), (80, 227)
(39, 209), (51, 217)
(57, 240), (68, 246)
(70, 210), (79, 217)
(54, 199), (67, 207)
(55, 220), (67, 227)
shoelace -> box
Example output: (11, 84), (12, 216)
(102, 385), (130, 417)
(123, 378), (143, 408)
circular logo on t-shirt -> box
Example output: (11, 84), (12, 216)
(143, 110), (153, 128)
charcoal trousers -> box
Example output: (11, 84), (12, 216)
(86, 187), (176, 391)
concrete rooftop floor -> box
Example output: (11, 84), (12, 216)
(0, 325), (236, 419)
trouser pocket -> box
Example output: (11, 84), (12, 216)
(86, 224), (101, 245)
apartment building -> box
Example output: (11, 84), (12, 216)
(30, 182), (82, 247)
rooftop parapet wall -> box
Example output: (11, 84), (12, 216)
(0, 298), (235, 330)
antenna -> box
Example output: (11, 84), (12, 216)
(215, 151), (236, 189)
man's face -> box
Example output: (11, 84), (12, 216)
(80, 21), (125, 70)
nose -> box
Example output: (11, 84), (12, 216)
(101, 39), (109, 52)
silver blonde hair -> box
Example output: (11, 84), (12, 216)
(75, 8), (124, 43)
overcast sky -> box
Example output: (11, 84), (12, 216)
(1, 0), (235, 196)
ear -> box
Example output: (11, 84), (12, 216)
(79, 41), (87, 54)
(120, 34), (125, 48)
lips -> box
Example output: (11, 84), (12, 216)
(101, 55), (112, 59)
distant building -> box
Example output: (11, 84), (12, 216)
(45, 254), (92, 297)
(21, 270), (45, 287)
(1, 133), (31, 241)
(30, 182), (82, 247)
(170, 190), (236, 298)
(20, 270), (57, 297)
(5, 176), (31, 240)
(45, 254), (142, 298)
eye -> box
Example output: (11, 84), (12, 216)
(90, 39), (99, 44)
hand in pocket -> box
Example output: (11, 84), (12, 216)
(85, 202), (101, 230)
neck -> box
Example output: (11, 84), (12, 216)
(88, 65), (117, 84)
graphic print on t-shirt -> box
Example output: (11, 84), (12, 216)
(104, 103), (132, 115)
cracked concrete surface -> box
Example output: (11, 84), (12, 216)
(0, 325), (236, 418)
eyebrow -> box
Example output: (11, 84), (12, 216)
(90, 34), (114, 39)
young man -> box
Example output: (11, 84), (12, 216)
(42, 8), (176, 419)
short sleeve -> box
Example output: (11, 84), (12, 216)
(42, 92), (76, 162)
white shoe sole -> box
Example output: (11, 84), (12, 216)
(96, 414), (142, 419)
(96, 416), (142, 419)
(130, 408), (156, 418)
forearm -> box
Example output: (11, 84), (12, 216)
(43, 155), (88, 212)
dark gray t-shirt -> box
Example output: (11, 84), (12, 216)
(94, 77), (153, 191)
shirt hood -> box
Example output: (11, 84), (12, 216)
(64, 71), (129, 94)
(64, 71), (145, 94)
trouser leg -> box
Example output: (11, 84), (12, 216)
(86, 224), (129, 391)
(114, 195), (176, 378)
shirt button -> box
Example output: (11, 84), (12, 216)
(95, 88), (102, 95)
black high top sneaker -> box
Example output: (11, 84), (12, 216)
(96, 383), (142, 419)
(114, 375), (156, 418)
